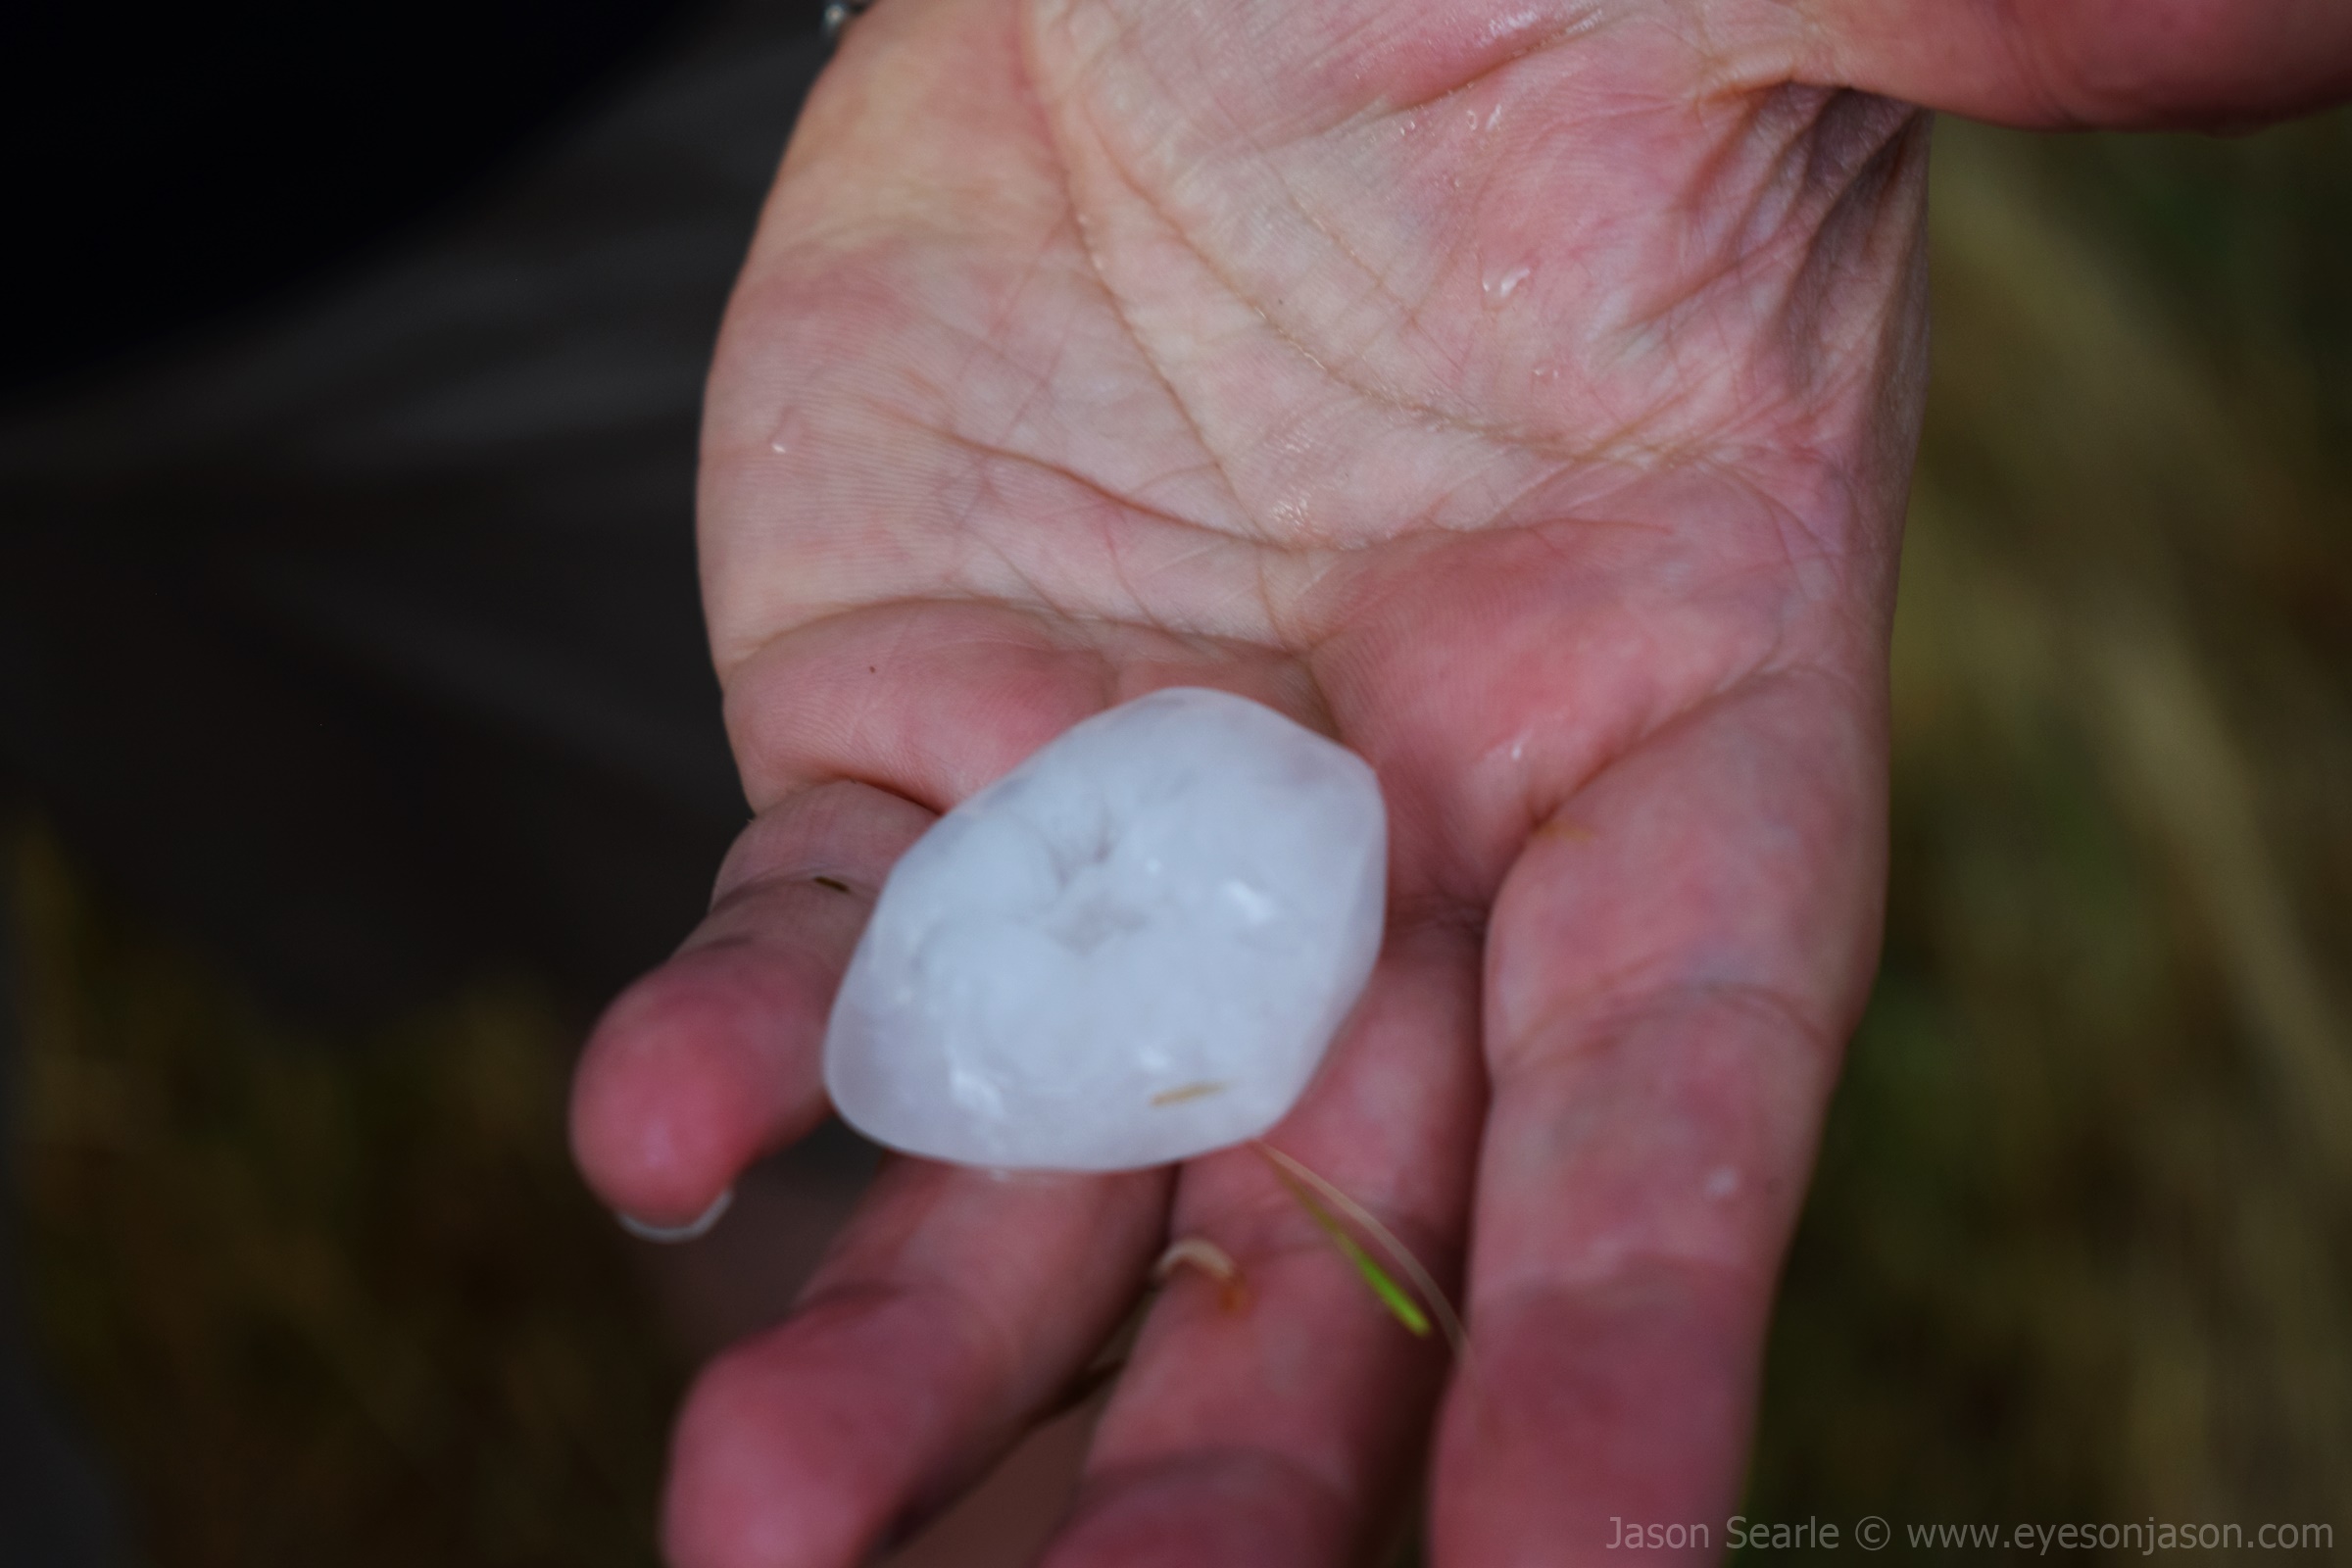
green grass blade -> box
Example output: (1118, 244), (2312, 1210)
(1254, 1142), (1467, 1354)
(1330, 1225), (1433, 1338)
(1266, 1161), (1433, 1338)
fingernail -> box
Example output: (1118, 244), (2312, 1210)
(616, 1186), (733, 1244)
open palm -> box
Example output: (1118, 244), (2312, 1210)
(567, 0), (2343, 1562)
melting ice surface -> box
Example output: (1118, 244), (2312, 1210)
(824, 688), (1388, 1171)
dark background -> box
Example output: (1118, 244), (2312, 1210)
(2, 0), (707, 402)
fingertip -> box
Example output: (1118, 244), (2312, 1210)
(569, 945), (832, 1225)
(572, 781), (936, 1227)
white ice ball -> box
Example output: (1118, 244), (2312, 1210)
(823, 688), (1388, 1171)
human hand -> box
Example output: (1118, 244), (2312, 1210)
(570, 2), (2352, 1563)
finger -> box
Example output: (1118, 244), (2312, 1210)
(587, 609), (1326, 1227)
(720, 601), (1329, 813)
(568, 780), (934, 1228)
(1434, 669), (1885, 1562)
(1041, 913), (1486, 1568)
(664, 1156), (1170, 1568)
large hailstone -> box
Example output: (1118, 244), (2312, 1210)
(823, 688), (1388, 1171)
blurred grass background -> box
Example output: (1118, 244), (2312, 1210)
(6, 109), (2351, 1562)
(1751, 112), (2352, 1530)
(4, 841), (681, 1566)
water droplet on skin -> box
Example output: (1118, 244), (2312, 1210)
(1480, 6), (1546, 47)
(1481, 265), (1532, 304)
(1532, 363), (1557, 382)
(768, 409), (806, 456)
